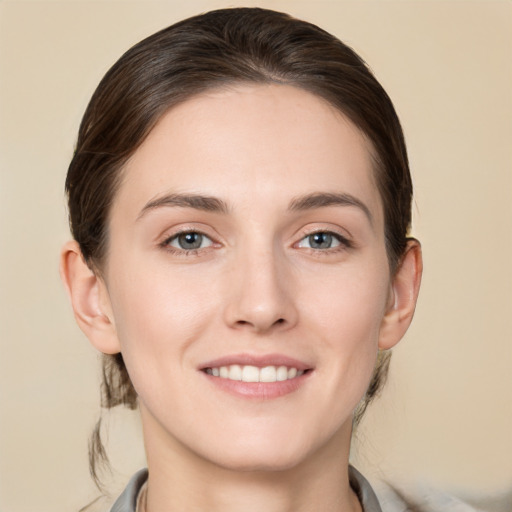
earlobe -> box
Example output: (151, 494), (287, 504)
(378, 239), (423, 350)
(59, 240), (121, 355)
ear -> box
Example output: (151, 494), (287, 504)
(59, 240), (121, 355)
(378, 239), (423, 350)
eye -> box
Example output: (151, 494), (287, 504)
(297, 231), (347, 250)
(166, 231), (213, 251)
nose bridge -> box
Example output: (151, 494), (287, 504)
(224, 237), (297, 333)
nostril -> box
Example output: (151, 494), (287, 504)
(233, 317), (286, 331)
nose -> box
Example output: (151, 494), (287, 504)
(223, 246), (298, 334)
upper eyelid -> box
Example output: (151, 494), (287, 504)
(165, 230), (212, 241)
(298, 231), (350, 244)
(163, 228), (211, 240)
(295, 225), (353, 241)
(159, 224), (220, 244)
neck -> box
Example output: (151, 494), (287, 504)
(140, 407), (362, 512)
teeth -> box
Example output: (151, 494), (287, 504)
(242, 365), (260, 382)
(276, 365), (288, 381)
(260, 366), (277, 382)
(228, 364), (242, 381)
(206, 364), (305, 382)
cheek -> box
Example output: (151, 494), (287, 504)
(303, 258), (390, 340)
(110, 255), (214, 331)
(105, 260), (218, 389)
(303, 260), (390, 388)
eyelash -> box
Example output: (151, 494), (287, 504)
(295, 230), (353, 253)
(159, 229), (352, 256)
(160, 230), (216, 256)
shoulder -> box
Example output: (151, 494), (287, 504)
(350, 466), (484, 512)
(376, 482), (485, 512)
(104, 466), (484, 512)
(349, 466), (384, 512)
(109, 469), (148, 512)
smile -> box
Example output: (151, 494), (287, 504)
(204, 365), (305, 382)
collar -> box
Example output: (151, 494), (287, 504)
(110, 466), (383, 512)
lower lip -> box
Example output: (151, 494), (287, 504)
(201, 371), (312, 400)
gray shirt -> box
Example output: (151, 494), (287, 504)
(109, 466), (383, 512)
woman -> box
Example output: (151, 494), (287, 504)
(60, 8), (422, 512)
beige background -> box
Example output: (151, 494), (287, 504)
(1, 1), (511, 510)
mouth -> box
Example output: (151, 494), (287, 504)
(203, 364), (306, 382)
(199, 354), (313, 399)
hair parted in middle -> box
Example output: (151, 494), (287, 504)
(65, 7), (412, 484)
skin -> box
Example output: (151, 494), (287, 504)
(61, 84), (422, 512)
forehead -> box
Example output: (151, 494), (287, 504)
(117, 83), (382, 222)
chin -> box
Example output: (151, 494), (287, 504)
(207, 446), (310, 473)
(195, 425), (334, 474)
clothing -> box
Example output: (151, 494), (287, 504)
(109, 466), (383, 512)
(110, 469), (147, 512)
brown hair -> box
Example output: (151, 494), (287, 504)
(66, 7), (412, 486)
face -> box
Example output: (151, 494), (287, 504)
(100, 84), (395, 471)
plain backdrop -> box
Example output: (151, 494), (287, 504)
(0, 1), (511, 511)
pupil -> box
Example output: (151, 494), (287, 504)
(310, 233), (331, 249)
(179, 232), (202, 249)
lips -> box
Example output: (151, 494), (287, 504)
(199, 354), (313, 399)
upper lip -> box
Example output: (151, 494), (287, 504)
(199, 353), (312, 371)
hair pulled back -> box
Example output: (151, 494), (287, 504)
(66, 7), (412, 484)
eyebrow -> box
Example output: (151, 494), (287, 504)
(289, 192), (373, 224)
(137, 190), (372, 224)
(137, 193), (229, 220)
